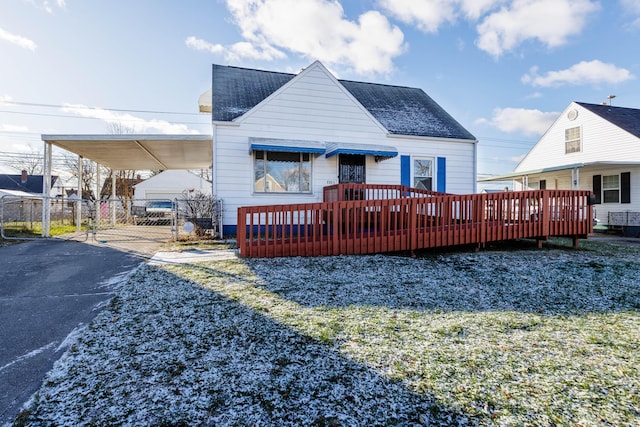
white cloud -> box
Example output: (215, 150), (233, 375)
(458, 0), (508, 20)
(476, 107), (559, 136)
(185, 36), (285, 61)
(188, 0), (406, 76)
(621, 0), (640, 27)
(61, 104), (200, 135)
(376, 0), (457, 32)
(476, 0), (600, 57)
(0, 27), (37, 51)
(376, 0), (598, 57)
(377, 0), (508, 29)
(522, 60), (634, 87)
(0, 124), (30, 133)
(36, 0), (66, 14)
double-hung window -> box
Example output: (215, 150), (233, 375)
(254, 151), (311, 193)
(565, 126), (581, 154)
(602, 174), (620, 203)
(413, 158), (433, 190)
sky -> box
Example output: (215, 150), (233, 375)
(1, 0), (639, 184)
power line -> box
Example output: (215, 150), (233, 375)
(0, 109), (210, 125)
(3, 100), (206, 116)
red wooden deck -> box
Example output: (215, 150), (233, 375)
(237, 184), (593, 258)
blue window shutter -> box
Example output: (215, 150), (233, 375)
(400, 155), (411, 187)
(437, 157), (446, 192)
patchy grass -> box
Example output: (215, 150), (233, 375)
(18, 239), (640, 426)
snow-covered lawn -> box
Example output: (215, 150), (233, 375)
(17, 239), (640, 426)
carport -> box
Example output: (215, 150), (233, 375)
(40, 134), (213, 236)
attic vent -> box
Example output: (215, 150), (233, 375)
(567, 109), (578, 120)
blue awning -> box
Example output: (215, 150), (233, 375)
(325, 142), (398, 159)
(249, 137), (325, 154)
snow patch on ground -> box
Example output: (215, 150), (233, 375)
(17, 239), (640, 426)
(149, 249), (237, 265)
(55, 324), (87, 353)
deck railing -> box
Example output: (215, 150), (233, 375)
(238, 185), (593, 258)
(322, 183), (445, 202)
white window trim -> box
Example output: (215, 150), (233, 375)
(565, 126), (582, 154)
(412, 156), (435, 191)
(602, 174), (620, 204)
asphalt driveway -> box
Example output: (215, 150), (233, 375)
(0, 238), (154, 425)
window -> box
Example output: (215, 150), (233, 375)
(565, 126), (581, 153)
(254, 151), (311, 193)
(602, 174), (620, 203)
(413, 158), (433, 190)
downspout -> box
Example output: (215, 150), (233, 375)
(473, 140), (478, 194)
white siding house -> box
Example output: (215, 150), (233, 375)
(204, 61), (478, 235)
(133, 170), (211, 202)
(480, 101), (640, 229)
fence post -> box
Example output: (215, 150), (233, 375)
(541, 190), (550, 239)
(409, 198), (417, 251)
(237, 208), (246, 257)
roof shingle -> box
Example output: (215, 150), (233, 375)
(211, 64), (476, 141)
(577, 102), (640, 138)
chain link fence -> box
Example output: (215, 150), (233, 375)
(0, 195), (91, 241)
(1, 195), (223, 242)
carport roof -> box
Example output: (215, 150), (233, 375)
(42, 134), (212, 170)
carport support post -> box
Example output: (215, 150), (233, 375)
(42, 141), (52, 237)
(76, 155), (83, 232)
(111, 173), (117, 226)
(96, 162), (101, 229)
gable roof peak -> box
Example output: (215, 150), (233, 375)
(211, 62), (475, 140)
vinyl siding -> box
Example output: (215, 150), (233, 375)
(214, 63), (476, 227)
(516, 102), (640, 171)
(513, 166), (640, 225)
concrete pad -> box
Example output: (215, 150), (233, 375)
(149, 249), (237, 265)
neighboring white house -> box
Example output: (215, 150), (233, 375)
(202, 61), (478, 235)
(133, 170), (211, 202)
(480, 101), (640, 228)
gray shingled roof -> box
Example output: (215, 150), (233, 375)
(577, 102), (640, 139)
(211, 64), (476, 141)
(0, 174), (58, 193)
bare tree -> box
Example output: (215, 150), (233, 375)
(61, 153), (104, 200)
(104, 122), (139, 219)
(8, 148), (43, 175)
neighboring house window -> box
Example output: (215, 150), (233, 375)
(593, 173), (631, 204)
(413, 158), (433, 190)
(565, 126), (581, 153)
(602, 174), (620, 203)
(254, 151), (311, 193)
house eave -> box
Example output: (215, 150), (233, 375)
(479, 161), (640, 182)
(386, 133), (478, 144)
